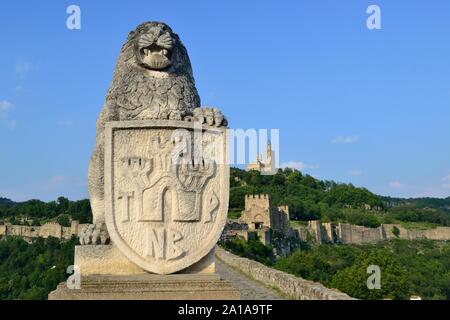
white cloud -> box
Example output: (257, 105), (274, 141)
(15, 61), (32, 77)
(441, 173), (450, 182)
(389, 181), (405, 189)
(281, 161), (319, 171)
(331, 135), (360, 144)
(0, 100), (12, 111)
(441, 184), (450, 189)
(348, 170), (363, 177)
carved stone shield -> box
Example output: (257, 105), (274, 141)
(104, 120), (229, 274)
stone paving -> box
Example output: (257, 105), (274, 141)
(216, 259), (285, 300)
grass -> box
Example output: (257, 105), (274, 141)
(228, 210), (242, 220)
(398, 221), (439, 230)
(290, 220), (308, 228)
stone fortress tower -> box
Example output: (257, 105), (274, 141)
(241, 194), (290, 232)
(236, 194), (290, 245)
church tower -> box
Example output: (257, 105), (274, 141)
(264, 141), (275, 174)
(247, 141), (276, 174)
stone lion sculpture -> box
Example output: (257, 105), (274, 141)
(80, 21), (227, 244)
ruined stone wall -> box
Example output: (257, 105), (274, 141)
(305, 221), (450, 245)
(337, 223), (383, 244)
(273, 206), (290, 234)
(0, 220), (86, 240)
(39, 222), (63, 238)
(255, 229), (271, 245)
(307, 220), (325, 243)
(321, 222), (335, 242)
(383, 224), (450, 241)
(216, 247), (355, 300)
(335, 223), (352, 243)
(295, 227), (310, 242)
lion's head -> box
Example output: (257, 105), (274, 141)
(126, 22), (194, 76)
(106, 22), (200, 120)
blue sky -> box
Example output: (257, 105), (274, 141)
(1, 0), (450, 201)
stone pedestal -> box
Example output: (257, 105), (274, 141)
(49, 273), (240, 300)
(49, 245), (240, 300)
(72, 244), (217, 276)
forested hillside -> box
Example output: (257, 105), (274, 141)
(230, 168), (450, 227)
(222, 238), (450, 300)
(383, 196), (450, 210)
(1, 167), (449, 228)
(0, 197), (92, 224)
(0, 237), (77, 299)
(0, 198), (14, 205)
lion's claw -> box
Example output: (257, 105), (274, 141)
(80, 223), (110, 245)
(191, 107), (227, 127)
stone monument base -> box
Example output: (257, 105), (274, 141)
(72, 244), (217, 275)
(48, 273), (240, 300)
(48, 245), (240, 300)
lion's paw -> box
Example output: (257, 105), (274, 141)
(191, 107), (228, 127)
(79, 223), (110, 245)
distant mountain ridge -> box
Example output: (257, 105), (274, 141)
(382, 196), (450, 211)
(0, 197), (14, 205)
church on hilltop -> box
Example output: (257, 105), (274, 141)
(247, 142), (276, 174)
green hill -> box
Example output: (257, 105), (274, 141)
(1, 168), (449, 228)
(230, 168), (450, 228)
(0, 197), (92, 224)
(383, 196), (450, 210)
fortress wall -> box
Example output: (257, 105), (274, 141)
(383, 224), (408, 240)
(308, 221), (324, 244)
(1, 220), (87, 240)
(348, 224), (382, 244)
(337, 223), (353, 244)
(334, 223), (450, 244)
(383, 224), (450, 241)
(295, 227), (309, 242)
(20, 226), (41, 238)
(255, 229), (271, 245)
(335, 224), (383, 244)
(8, 225), (23, 236)
(216, 247), (355, 300)
(40, 223), (62, 238)
(321, 223), (334, 242)
(360, 226), (383, 243)
(421, 227), (450, 240)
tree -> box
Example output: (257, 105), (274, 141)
(392, 226), (400, 238)
(56, 215), (71, 227)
